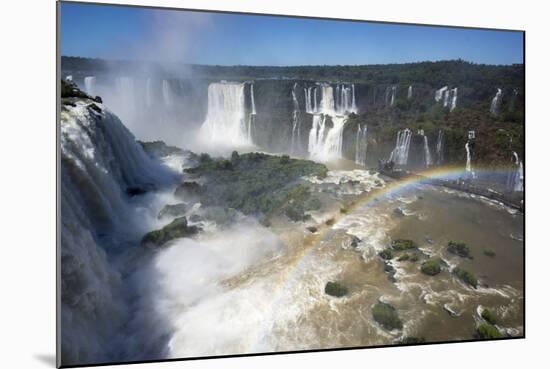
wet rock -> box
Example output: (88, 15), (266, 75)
(141, 216), (200, 249)
(372, 302), (403, 330)
(126, 186), (148, 197)
(157, 203), (187, 219)
(378, 248), (394, 260)
(324, 281), (348, 297)
(393, 207), (405, 217)
(174, 181), (203, 199)
(306, 226), (318, 233)
(189, 214), (203, 223)
(349, 235), (362, 248)
(443, 304), (460, 317)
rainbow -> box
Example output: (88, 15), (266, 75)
(245, 164), (521, 351)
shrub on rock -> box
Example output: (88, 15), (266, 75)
(372, 302), (403, 330)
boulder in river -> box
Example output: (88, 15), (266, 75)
(157, 203), (187, 219)
(324, 281), (349, 297)
(141, 216), (200, 249)
(372, 302), (403, 330)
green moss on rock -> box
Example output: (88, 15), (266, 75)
(453, 267), (478, 288)
(141, 216), (200, 249)
(324, 281), (349, 297)
(421, 259), (442, 276)
(481, 308), (497, 325)
(476, 324), (502, 339)
(447, 241), (471, 258)
(379, 248), (394, 260)
(372, 302), (403, 330)
(391, 239), (418, 251)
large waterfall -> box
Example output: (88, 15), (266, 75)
(290, 83), (302, 153)
(439, 86), (457, 111)
(435, 130), (444, 164)
(199, 82), (252, 148)
(145, 78), (153, 107)
(450, 88), (458, 111)
(508, 152), (524, 192)
(490, 88), (503, 115)
(355, 124), (368, 166)
(389, 129), (412, 166)
(248, 84), (256, 142)
(435, 86), (448, 102)
(60, 101), (175, 365)
(84, 76), (96, 96)
(115, 77), (135, 110)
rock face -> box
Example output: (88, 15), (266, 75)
(324, 281), (349, 297)
(141, 217), (200, 249)
(157, 203), (187, 219)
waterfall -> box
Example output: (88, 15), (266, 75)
(435, 86), (448, 102)
(443, 89), (450, 107)
(313, 87), (318, 113)
(422, 134), (432, 167)
(199, 82), (251, 147)
(390, 86), (397, 106)
(465, 141), (475, 178)
(290, 84), (302, 153)
(308, 114), (327, 155)
(450, 88), (458, 111)
(308, 116), (347, 161)
(389, 129), (412, 166)
(490, 88), (503, 115)
(84, 76), (96, 96)
(507, 152), (524, 192)
(385, 86), (397, 107)
(351, 84), (357, 112)
(162, 80), (172, 106)
(435, 130), (444, 164)
(60, 101), (174, 364)
(407, 85), (413, 100)
(250, 84), (257, 115)
(319, 85), (334, 114)
(355, 124), (368, 166)
(333, 84), (357, 114)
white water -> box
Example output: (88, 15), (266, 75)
(309, 115), (347, 161)
(250, 83), (257, 115)
(443, 89), (450, 107)
(60, 101), (176, 364)
(290, 83), (302, 153)
(435, 130), (444, 164)
(389, 129), (412, 166)
(115, 77), (136, 110)
(145, 78), (153, 107)
(162, 80), (173, 106)
(490, 88), (503, 115)
(407, 85), (413, 100)
(435, 86), (448, 102)
(465, 141), (475, 178)
(355, 124), (368, 166)
(84, 76), (96, 96)
(390, 86), (397, 106)
(450, 88), (458, 111)
(248, 84), (256, 142)
(508, 152), (524, 192)
(422, 134), (432, 167)
(199, 82), (252, 149)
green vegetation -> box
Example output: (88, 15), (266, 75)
(138, 140), (184, 158)
(421, 259), (442, 276)
(87, 103), (102, 113)
(379, 248), (394, 260)
(410, 254), (419, 262)
(397, 253), (410, 261)
(398, 336), (426, 344)
(476, 324), (502, 339)
(141, 217), (200, 248)
(372, 302), (403, 330)
(481, 308), (498, 325)
(174, 181), (204, 199)
(182, 152), (326, 222)
(453, 267), (478, 288)
(447, 241), (472, 258)
(324, 282), (349, 297)
(391, 239), (418, 251)
(483, 249), (496, 257)
(157, 203), (187, 220)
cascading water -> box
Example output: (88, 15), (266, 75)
(145, 78), (153, 107)
(84, 76), (96, 96)
(435, 130), (444, 164)
(199, 82), (251, 148)
(390, 86), (397, 107)
(60, 101), (175, 365)
(355, 124), (368, 166)
(116, 77), (135, 110)
(422, 134), (432, 167)
(450, 88), (458, 111)
(435, 86), (448, 102)
(389, 129), (412, 166)
(465, 141), (475, 178)
(407, 85), (413, 100)
(290, 83), (302, 153)
(248, 83), (256, 142)
(507, 152), (524, 192)
(490, 88), (503, 115)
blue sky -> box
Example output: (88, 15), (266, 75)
(60, 2), (524, 66)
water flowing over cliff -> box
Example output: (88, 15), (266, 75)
(60, 100), (176, 365)
(490, 88), (503, 115)
(199, 82), (252, 149)
(389, 129), (412, 166)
